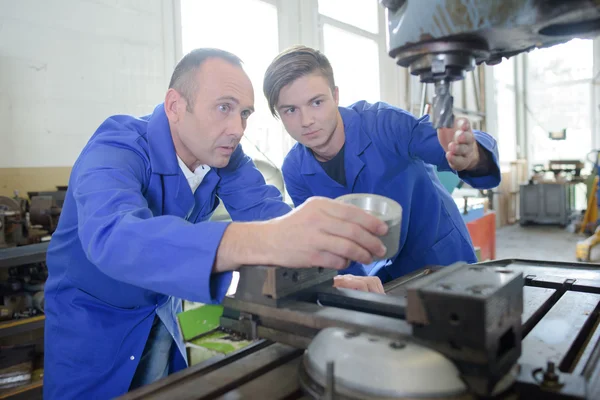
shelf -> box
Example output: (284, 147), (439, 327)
(0, 243), (49, 269)
(0, 380), (42, 400)
(0, 317), (45, 339)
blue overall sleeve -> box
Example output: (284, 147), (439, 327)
(383, 110), (501, 189)
(281, 156), (313, 207)
(73, 143), (232, 304)
(217, 145), (292, 221)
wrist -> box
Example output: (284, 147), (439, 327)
(214, 221), (274, 273)
(467, 144), (482, 170)
(466, 144), (491, 176)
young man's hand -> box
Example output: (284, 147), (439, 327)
(333, 274), (385, 294)
(437, 118), (485, 172)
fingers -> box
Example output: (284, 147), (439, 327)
(455, 117), (470, 133)
(321, 219), (387, 260)
(318, 235), (374, 265)
(453, 127), (475, 145)
(447, 126), (477, 171)
(448, 142), (471, 156)
(333, 275), (368, 292)
(310, 251), (349, 270)
(333, 275), (385, 294)
(446, 151), (470, 171)
(322, 200), (388, 236)
(372, 277), (385, 294)
(286, 198), (390, 270)
(359, 276), (385, 293)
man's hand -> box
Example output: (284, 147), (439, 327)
(333, 275), (385, 294)
(264, 197), (388, 270)
(437, 118), (482, 171)
(213, 197), (388, 273)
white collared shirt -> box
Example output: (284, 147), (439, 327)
(176, 156), (211, 193)
(145, 157), (211, 371)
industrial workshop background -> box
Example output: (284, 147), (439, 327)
(1, 0), (599, 228)
(0, 1), (600, 399)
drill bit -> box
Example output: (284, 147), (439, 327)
(431, 80), (454, 129)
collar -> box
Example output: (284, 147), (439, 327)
(176, 155), (211, 181)
(146, 103), (179, 175)
(300, 106), (372, 175)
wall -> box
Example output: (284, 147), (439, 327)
(0, 0), (177, 197)
(0, 0), (502, 199)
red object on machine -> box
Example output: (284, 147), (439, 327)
(466, 211), (496, 261)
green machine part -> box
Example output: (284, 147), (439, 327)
(178, 304), (253, 365)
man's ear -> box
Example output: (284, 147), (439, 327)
(333, 86), (339, 106)
(164, 89), (185, 123)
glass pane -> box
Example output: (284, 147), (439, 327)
(494, 57), (516, 87)
(492, 58), (517, 163)
(319, 0), (379, 34)
(526, 82), (592, 165)
(527, 38), (594, 84)
(180, 0), (293, 168)
(323, 24), (380, 107)
(526, 39), (594, 167)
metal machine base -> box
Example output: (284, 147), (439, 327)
(121, 259), (600, 400)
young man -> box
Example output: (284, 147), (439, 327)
(263, 45), (501, 283)
(44, 48), (387, 399)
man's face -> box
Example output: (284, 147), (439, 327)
(276, 73), (339, 151)
(170, 58), (255, 168)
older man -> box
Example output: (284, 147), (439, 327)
(43, 48), (387, 399)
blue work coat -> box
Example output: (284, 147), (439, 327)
(43, 104), (291, 399)
(282, 101), (500, 283)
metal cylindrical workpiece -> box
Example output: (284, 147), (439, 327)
(335, 194), (402, 260)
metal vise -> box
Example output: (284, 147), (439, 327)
(222, 262), (524, 397)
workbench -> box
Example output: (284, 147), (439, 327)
(0, 243), (48, 400)
(121, 259), (600, 400)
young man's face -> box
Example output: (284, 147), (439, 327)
(276, 73), (340, 153)
(168, 58), (255, 169)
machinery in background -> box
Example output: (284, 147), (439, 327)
(0, 186), (66, 248)
(0, 195), (28, 248)
(519, 160), (586, 227)
(26, 187), (65, 235)
(0, 262), (47, 321)
(0, 242), (48, 396)
(381, 0), (600, 128)
(576, 151), (600, 261)
(211, 159), (285, 222)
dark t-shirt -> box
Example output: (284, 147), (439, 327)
(316, 144), (346, 186)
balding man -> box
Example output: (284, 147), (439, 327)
(43, 48), (388, 399)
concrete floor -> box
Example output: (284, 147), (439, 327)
(496, 224), (598, 264)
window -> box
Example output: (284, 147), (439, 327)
(527, 39), (594, 84)
(525, 39), (594, 165)
(492, 58), (518, 163)
(322, 24), (380, 106)
(319, 0), (381, 107)
(180, 0), (292, 168)
(527, 82), (592, 164)
(318, 0), (379, 34)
